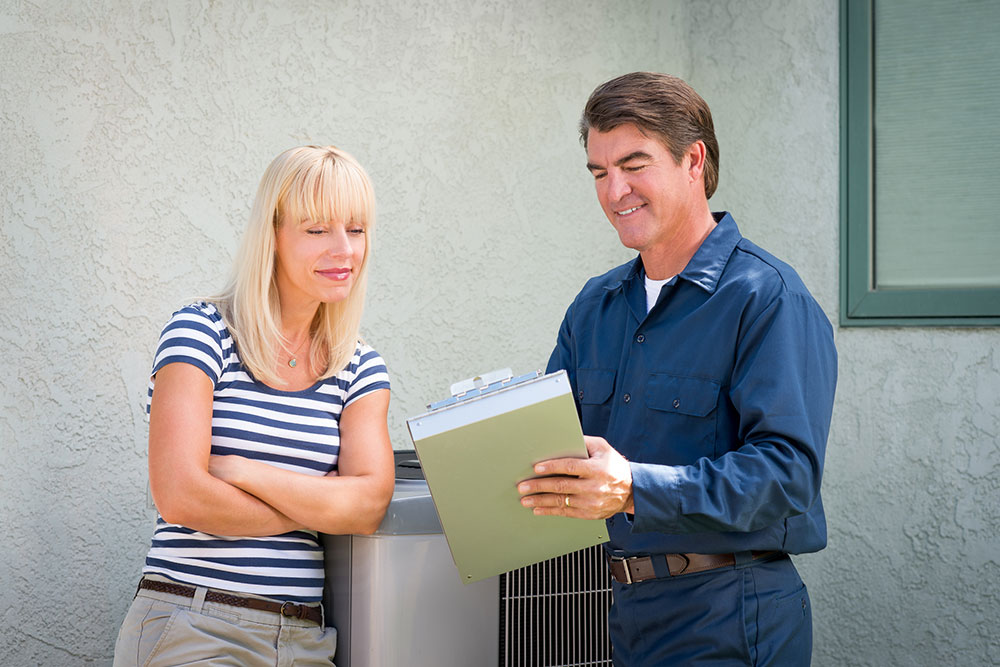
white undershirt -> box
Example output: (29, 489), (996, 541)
(644, 274), (675, 313)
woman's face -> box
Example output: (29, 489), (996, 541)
(273, 215), (366, 311)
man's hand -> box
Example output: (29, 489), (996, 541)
(517, 436), (634, 519)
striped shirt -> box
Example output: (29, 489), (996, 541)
(142, 302), (390, 602)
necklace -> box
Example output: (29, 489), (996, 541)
(283, 335), (310, 368)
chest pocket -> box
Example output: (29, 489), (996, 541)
(645, 374), (721, 462)
(576, 368), (615, 435)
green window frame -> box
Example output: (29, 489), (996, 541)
(840, 0), (1000, 326)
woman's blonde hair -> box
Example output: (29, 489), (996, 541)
(212, 145), (376, 386)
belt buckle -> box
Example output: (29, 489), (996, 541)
(280, 601), (302, 619)
(610, 555), (633, 584)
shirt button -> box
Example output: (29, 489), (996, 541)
(578, 389), (584, 400)
(673, 399), (681, 408)
(623, 393), (631, 403)
(636, 334), (645, 343)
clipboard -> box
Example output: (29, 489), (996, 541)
(406, 369), (609, 583)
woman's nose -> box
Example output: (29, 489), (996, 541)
(326, 226), (352, 256)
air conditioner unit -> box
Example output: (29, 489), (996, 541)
(322, 453), (612, 667)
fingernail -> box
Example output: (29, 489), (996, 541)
(535, 464), (547, 473)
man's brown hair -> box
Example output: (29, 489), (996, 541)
(580, 72), (720, 199)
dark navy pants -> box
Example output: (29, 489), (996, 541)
(608, 554), (811, 666)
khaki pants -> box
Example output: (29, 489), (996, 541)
(113, 576), (337, 667)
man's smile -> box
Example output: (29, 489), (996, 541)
(615, 204), (645, 217)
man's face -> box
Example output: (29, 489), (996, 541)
(586, 124), (699, 255)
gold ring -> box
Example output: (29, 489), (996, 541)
(564, 495), (571, 508)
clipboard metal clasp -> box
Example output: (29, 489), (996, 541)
(425, 368), (542, 411)
(449, 368), (514, 396)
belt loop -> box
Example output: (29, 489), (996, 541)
(190, 586), (208, 613)
(733, 551), (754, 569)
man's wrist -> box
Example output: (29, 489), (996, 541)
(623, 461), (636, 514)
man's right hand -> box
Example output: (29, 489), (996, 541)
(517, 435), (634, 519)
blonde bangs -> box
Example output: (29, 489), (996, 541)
(279, 155), (375, 233)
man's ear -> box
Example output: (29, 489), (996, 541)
(685, 140), (707, 184)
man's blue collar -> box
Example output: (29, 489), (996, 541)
(610, 212), (742, 294)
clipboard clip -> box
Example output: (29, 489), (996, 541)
(426, 368), (542, 411)
(449, 368), (513, 396)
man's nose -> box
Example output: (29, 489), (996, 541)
(606, 170), (632, 202)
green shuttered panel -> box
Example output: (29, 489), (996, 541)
(841, 0), (1000, 324)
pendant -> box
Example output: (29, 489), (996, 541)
(288, 358), (297, 368)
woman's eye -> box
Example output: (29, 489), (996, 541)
(348, 227), (365, 235)
(306, 228), (326, 235)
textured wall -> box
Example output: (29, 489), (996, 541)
(3, 1), (998, 665)
(0, 0), (678, 663)
(683, 1), (1000, 665)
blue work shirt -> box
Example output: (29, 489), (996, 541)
(546, 212), (837, 556)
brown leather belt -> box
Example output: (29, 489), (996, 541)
(138, 578), (322, 625)
(607, 551), (780, 584)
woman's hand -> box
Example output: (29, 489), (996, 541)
(208, 455), (246, 486)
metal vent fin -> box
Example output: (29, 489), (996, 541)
(499, 544), (612, 666)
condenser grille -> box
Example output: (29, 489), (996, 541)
(498, 544), (612, 667)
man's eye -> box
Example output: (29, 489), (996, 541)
(593, 172), (607, 180)
(624, 165), (645, 172)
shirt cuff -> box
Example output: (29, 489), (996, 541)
(629, 461), (685, 534)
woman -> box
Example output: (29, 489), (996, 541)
(114, 145), (394, 666)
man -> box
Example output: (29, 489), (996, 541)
(517, 72), (837, 665)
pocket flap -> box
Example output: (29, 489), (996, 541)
(576, 368), (615, 405)
(646, 374), (720, 417)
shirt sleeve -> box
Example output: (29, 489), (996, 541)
(546, 301), (577, 386)
(630, 291), (838, 535)
(344, 345), (390, 406)
(150, 305), (226, 385)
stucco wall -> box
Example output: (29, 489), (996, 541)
(2, 1), (997, 665)
(0, 1), (678, 663)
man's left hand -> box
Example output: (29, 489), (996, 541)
(517, 435), (634, 519)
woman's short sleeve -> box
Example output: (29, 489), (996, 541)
(344, 344), (390, 406)
(150, 304), (226, 386)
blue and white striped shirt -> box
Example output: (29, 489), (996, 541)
(142, 302), (390, 602)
